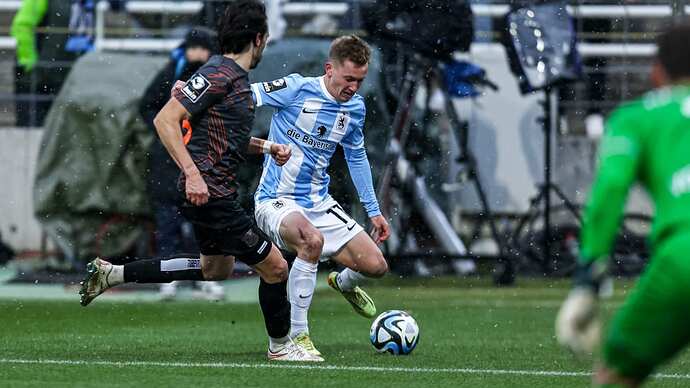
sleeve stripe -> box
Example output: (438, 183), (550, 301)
(251, 83), (264, 107)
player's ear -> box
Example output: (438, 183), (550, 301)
(325, 61), (333, 76)
(255, 33), (267, 48)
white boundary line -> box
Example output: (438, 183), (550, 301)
(1, 358), (690, 380)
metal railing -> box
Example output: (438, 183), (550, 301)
(0, 2), (686, 53)
(0, 0), (686, 127)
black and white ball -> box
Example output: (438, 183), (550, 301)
(370, 310), (419, 355)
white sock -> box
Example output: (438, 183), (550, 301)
(269, 335), (290, 352)
(288, 257), (318, 337)
(337, 268), (366, 292)
(107, 264), (124, 286)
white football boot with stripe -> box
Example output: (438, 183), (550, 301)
(79, 258), (115, 306)
(267, 339), (324, 362)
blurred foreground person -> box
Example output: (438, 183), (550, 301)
(556, 23), (690, 387)
(80, 0), (320, 362)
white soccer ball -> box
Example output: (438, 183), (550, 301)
(370, 310), (419, 355)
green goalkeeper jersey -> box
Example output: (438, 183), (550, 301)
(581, 85), (690, 262)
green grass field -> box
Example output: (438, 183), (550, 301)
(1, 277), (689, 387)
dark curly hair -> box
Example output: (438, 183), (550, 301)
(217, 0), (268, 55)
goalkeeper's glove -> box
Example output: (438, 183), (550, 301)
(555, 259), (608, 355)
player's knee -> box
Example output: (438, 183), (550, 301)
(263, 259), (289, 283)
(300, 229), (324, 261)
(368, 252), (388, 278)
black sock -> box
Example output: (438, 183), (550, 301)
(259, 278), (290, 339)
(123, 254), (205, 283)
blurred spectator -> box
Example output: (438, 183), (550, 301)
(139, 27), (224, 301)
(11, 0), (77, 127)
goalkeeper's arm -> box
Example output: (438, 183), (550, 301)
(556, 111), (641, 354)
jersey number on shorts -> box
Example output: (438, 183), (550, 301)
(327, 205), (356, 231)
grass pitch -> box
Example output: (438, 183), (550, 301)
(1, 277), (689, 387)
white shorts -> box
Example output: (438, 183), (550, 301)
(254, 197), (364, 257)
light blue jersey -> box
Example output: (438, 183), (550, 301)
(251, 73), (380, 217)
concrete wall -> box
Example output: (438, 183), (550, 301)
(452, 43), (545, 213)
(0, 128), (46, 252)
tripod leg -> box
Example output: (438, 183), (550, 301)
(444, 90), (514, 284)
(510, 188), (546, 248)
(549, 184), (582, 222)
(377, 68), (419, 216)
(469, 171), (515, 285)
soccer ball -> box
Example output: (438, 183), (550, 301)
(370, 310), (419, 355)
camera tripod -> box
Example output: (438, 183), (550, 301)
(507, 86), (582, 274)
(377, 53), (515, 284)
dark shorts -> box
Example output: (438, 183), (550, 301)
(179, 195), (272, 266)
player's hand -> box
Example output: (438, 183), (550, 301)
(171, 80), (185, 97)
(369, 215), (390, 244)
(185, 170), (209, 206)
(270, 143), (292, 166)
(555, 287), (600, 355)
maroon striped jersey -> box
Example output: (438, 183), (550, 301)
(173, 55), (255, 198)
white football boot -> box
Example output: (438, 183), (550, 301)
(267, 339), (324, 362)
(200, 281), (225, 301)
(79, 258), (115, 306)
(159, 281), (178, 301)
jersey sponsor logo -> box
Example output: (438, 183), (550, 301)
(181, 74), (211, 102)
(287, 128), (335, 151)
(273, 200), (285, 209)
(262, 78), (287, 93)
(302, 107), (319, 114)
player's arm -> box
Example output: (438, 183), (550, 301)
(247, 136), (292, 166)
(342, 120), (390, 243)
(578, 109), (642, 287)
(10, 0), (48, 72)
(153, 98), (208, 206)
(556, 107), (642, 354)
(250, 73), (302, 109)
(156, 70), (225, 205)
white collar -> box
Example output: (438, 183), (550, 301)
(319, 76), (338, 103)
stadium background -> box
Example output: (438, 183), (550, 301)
(0, 1), (689, 387)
